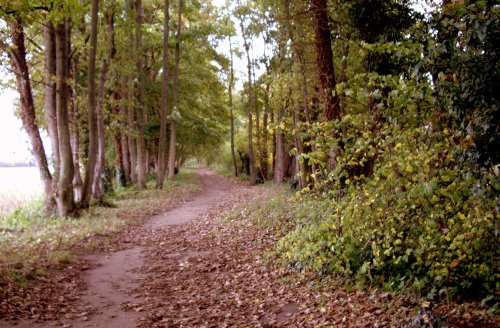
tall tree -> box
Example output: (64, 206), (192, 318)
(93, 5), (117, 199)
(236, 2), (257, 184)
(54, 19), (75, 216)
(81, 0), (99, 208)
(228, 34), (238, 177)
(43, 21), (59, 194)
(310, 0), (340, 120)
(167, 0), (183, 179)
(135, 0), (147, 189)
(156, 0), (170, 188)
(2, 17), (55, 213)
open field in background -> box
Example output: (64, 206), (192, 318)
(0, 167), (42, 216)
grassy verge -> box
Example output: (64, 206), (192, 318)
(0, 169), (200, 280)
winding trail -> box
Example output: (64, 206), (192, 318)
(73, 169), (232, 328)
(7, 169), (234, 328)
(3, 169), (490, 327)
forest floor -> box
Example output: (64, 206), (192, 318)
(1, 169), (497, 327)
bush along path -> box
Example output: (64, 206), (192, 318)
(2, 169), (498, 327)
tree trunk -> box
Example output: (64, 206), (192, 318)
(127, 83), (137, 184)
(135, 0), (147, 189)
(310, 0), (340, 121)
(229, 36), (238, 177)
(262, 82), (270, 180)
(93, 8), (116, 199)
(6, 18), (55, 213)
(157, 0), (170, 188)
(237, 6), (256, 184)
(168, 0), (183, 179)
(55, 20), (75, 216)
(43, 21), (59, 185)
(81, 0), (99, 207)
(70, 54), (83, 203)
(112, 90), (126, 187)
(274, 106), (285, 184)
(283, 0), (314, 181)
(292, 104), (308, 189)
(119, 77), (130, 184)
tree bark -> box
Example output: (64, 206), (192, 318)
(237, 5), (257, 184)
(43, 21), (59, 185)
(93, 8), (116, 199)
(7, 17), (55, 213)
(292, 104), (308, 189)
(111, 88), (126, 187)
(274, 105), (285, 184)
(229, 36), (238, 177)
(262, 81), (270, 180)
(168, 0), (183, 179)
(55, 20), (75, 216)
(135, 0), (147, 189)
(119, 76), (131, 183)
(81, 0), (99, 207)
(70, 53), (83, 203)
(127, 82), (137, 184)
(310, 0), (340, 121)
(157, 0), (170, 188)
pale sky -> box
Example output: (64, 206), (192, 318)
(0, 88), (35, 163)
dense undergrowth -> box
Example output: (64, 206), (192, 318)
(249, 122), (499, 306)
(0, 169), (200, 280)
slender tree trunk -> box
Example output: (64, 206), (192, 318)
(270, 104), (275, 177)
(135, 0), (147, 189)
(81, 0), (99, 207)
(262, 82), (270, 180)
(157, 0), (170, 188)
(55, 20), (75, 216)
(228, 36), (238, 177)
(310, 0), (340, 120)
(168, 0), (183, 179)
(6, 18), (55, 213)
(274, 106), (285, 184)
(119, 77), (131, 183)
(127, 82), (137, 184)
(292, 104), (308, 189)
(284, 0), (315, 180)
(93, 8), (116, 199)
(237, 6), (256, 184)
(70, 54), (83, 203)
(43, 22), (59, 184)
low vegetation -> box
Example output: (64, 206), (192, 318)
(0, 169), (200, 280)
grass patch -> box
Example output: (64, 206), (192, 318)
(0, 168), (200, 279)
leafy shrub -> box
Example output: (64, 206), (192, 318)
(277, 124), (499, 300)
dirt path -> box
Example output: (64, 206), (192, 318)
(2, 169), (237, 328)
(68, 169), (232, 328)
(69, 169), (235, 328)
(4, 169), (495, 327)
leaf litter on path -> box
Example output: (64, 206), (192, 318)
(1, 169), (498, 327)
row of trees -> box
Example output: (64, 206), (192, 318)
(226, 0), (497, 186)
(1, 0), (228, 217)
(222, 0), (498, 298)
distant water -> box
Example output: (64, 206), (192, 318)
(0, 166), (42, 195)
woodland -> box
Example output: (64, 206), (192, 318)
(0, 0), (499, 326)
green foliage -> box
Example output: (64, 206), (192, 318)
(276, 125), (499, 300)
